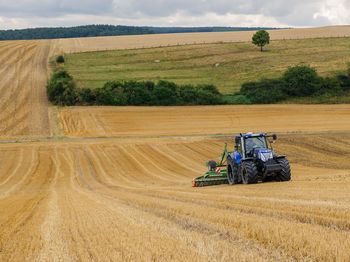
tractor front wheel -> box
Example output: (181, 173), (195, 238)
(276, 158), (291, 182)
(241, 161), (258, 184)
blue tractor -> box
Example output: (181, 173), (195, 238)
(192, 133), (291, 187)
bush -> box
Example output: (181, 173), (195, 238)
(47, 70), (77, 105)
(152, 81), (178, 105)
(317, 77), (342, 95)
(122, 81), (152, 105)
(241, 79), (287, 103)
(77, 88), (96, 104)
(178, 85), (198, 104)
(282, 66), (322, 96)
(223, 94), (251, 104)
(56, 55), (65, 64)
(96, 82), (127, 105)
(337, 74), (350, 91)
(196, 86), (223, 105)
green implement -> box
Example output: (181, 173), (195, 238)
(192, 144), (229, 187)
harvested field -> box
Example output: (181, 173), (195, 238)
(0, 134), (350, 261)
(54, 25), (350, 53)
(59, 104), (350, 137)
(0, 40), (51, 137)
(1, 27), (350, 261)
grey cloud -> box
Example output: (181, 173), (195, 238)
(0, 0), (348, 28)
(0, 0), (114, 16)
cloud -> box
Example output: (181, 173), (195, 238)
(313, 0), (350, 25)
(0, 0), (349, 29)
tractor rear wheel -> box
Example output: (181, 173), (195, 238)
(276, 158), (291, 181)
(241, 161), (258, 184)
(227, 163), (240, 185)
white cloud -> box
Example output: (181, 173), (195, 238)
(313, 0), (350, 24)
(0, 0), (349, 29)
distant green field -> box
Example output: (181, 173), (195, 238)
(64, 37), (350, 94)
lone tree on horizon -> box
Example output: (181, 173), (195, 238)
(252, 30), (270, 52)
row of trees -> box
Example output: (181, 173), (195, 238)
(47, 70), (223, 106)
(0, 25), (280, 41)
(237, 65), (350, 103)
(0, 25), (153, 40)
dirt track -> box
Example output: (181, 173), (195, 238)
(1, 27), (350, 261)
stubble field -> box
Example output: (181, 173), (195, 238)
(0, 26), (350, 261)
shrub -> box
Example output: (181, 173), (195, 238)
(241, 79), (287, 103)
(195, 85), (222, 105)
(317, 77), (342, 95)
(195, 88), (222, 105)
(282, 66), (322, 96)
(197, 84), (221, 95)
(224, 94), (251, 104)
(152, 82), (178, 105)
(178, 85), (198, 104)
(77, 88), (96, 105)
(96, 83), (127, 105)
(47, 70), (77, 105)
(337, 74), (350, 91)
(56, 55), (65, 64)
(122, 81), (152, 105)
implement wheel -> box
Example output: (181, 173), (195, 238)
(207, 160), (217, 171)
(241, 161), (258, 184)
(227, 163), (240, 185)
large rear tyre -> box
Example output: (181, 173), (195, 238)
(227, 163), (240, 185)
(241, 161), (258, 184)
(276, 158), (291, 182)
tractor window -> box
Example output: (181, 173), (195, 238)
(236, 140), (242, 154)
(245, 137), (267, 155)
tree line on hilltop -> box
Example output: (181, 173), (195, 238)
(0, 24), (282, 40)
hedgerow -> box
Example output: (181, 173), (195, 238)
(238, 65), (350, 104)
(47, 70), (224, 106)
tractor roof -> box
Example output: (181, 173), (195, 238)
(235, 132), (267, 139)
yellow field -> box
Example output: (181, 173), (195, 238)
(0, 27), (350, 261)
(59, 105), (350, 137)
(0, 40), (51, 137)
(54, 25), (350, 53)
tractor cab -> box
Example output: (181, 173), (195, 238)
(234, 132), (276, 159)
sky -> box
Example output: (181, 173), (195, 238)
(0, 0), (349, 30)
